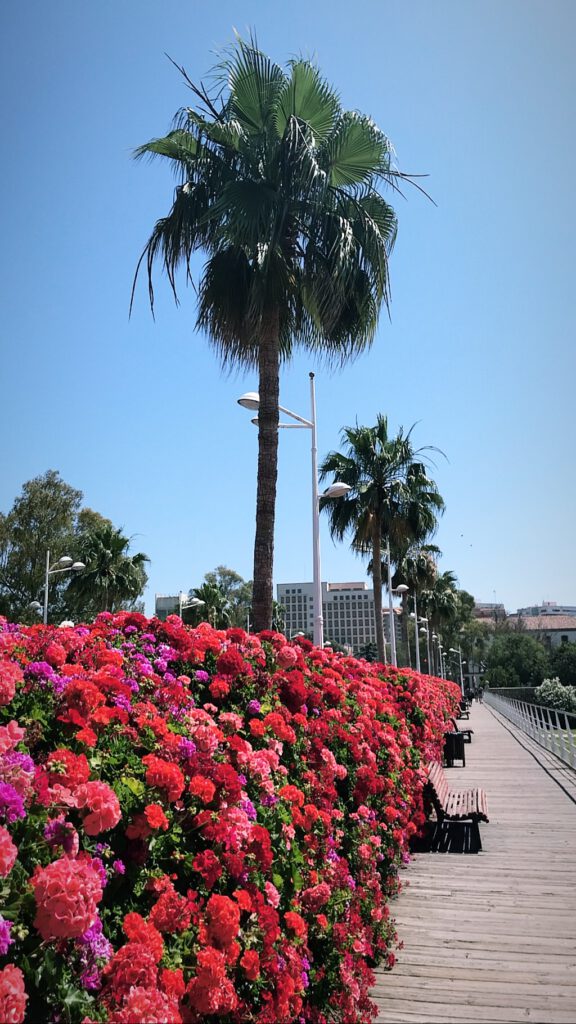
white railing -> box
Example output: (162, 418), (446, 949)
(484, 692), (576, 769)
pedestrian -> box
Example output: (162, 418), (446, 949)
(478, 685), (484, 704)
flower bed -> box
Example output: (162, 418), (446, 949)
(0, 613), (460, 1023)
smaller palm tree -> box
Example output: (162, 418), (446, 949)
(66, 525), (149, 619)
(189, 582), (232, 629)
(320, 416), (444, 663)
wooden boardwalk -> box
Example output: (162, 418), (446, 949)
(372, 703), (576, 1023)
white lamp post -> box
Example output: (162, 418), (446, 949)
(449, 647), (465, 695)
(42, 551), (85, 625)
(409, 601), (421, 674)
(388, 581), (409, 668)
(239, 373), (350, 648)
(419, 617), (432, 674)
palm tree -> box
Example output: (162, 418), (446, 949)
(319, 416), (444, 663)
(189, 582), (232, 629)
(419, 570), (459, 634)
(392, 543), (441, 656)
(66, 525), (149, 618)
(132, 37), (412, 632)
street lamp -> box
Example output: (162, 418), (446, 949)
(239, 373), (350, 648)
(419, 617), (432, 674)
(449, 647), (465, 695)
(179, 596), (205, 622)
(42, 551), (85, 625)
(387, 582), (408, 668)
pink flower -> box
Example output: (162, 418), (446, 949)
(0, 663), (22, 706)
(0, 964), (27, 1023)
(0, 826), (17, 877)
(32, 855), (103, 940)
(0, 722), (25, 755)
(75, 781), (121, 835)
(264, 881), (280, 908)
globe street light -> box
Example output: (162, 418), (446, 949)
(239, 373), (350, 648)
(42, 551), (85, 625)
(388, 582), (408, 668)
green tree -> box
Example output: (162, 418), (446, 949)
(204, 566), (252, 628)
(319, 417), (444, 663)
(485, 633), (550, 688)
(188, 582), (232, 629)
(549, 642), (576, 686)
(133, 37), (409, 632)
(0, 471), (83, 622)
(66, 524), (149, 618)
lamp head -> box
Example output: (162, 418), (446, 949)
(322, 482), (351, 499)
(71, 562), (85, 572)
(58, 556), (74, 567)
(395, 584), (409, 595)
(237, 392), (260, 411)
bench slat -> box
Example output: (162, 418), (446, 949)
(426, 762), (489, 824)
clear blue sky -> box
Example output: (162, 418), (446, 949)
(1, 0), (574, 615)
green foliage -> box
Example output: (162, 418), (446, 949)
(549, 641), (576, 686)
(65, 523), (148, 619)
(0, 472), (148, 624)
(0, 471), (82, 622)
(534, 677), (576, 712)
(203, 565), (253, 627)
(485, 632), (550, 688)
(319, 415), (444, 662)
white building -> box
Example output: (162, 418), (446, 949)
(516, 602), (576, 617)
(277, 580), (400, 652)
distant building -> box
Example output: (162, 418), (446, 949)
(507, 615), (576, 649)
(516, 602), (576, 617)
(154, 594), (186, 621)
(473, 602), (507, 620)
(276, 580), (400, 652)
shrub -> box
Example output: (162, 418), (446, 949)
(0, 612), (459, 1023)
(534, 677), (576, 713)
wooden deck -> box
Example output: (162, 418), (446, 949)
(372, 703), (576, 1023)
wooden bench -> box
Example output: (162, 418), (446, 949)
(457, 701), (470, 720)
(450, 716), (474, 742)
(425, 761), (489, 850)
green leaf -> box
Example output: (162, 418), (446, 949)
(120, 775), (145, 797)
(134, 129), (199, 163)
(228, 41), (286, 133)
(272, 872), (285, 890)
(274, 61), (339, 141)
(328, 113), (389, 187)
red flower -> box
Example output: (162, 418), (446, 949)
(32, 856), (103, 940)
(186, 947), (238, 1016)
(205, 894), (240, 948)
(188, 775), (215, 805)
(150, 889), (191, 934)
(193, 850), (222, 889)
(123, 912), (164, 963)
(240, 949), (260, 980)
(46, 749), (90, 790)
(0, 826), (18, 877)
(284, 911), (307, 938)
(216, 647), (251, 677)
(104, 942), (158, 1002)
(144, 804), (169, 831)
(142, 755), (184, 803)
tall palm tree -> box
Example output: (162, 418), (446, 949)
(188, 582), (232, 629)
(66, 524), (149, 618)
(319, 416), (444, 663)
(132, 37), (412, 632)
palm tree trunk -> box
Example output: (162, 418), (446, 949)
(251, 313), (280, 632)
(372, 516), (385, 663)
